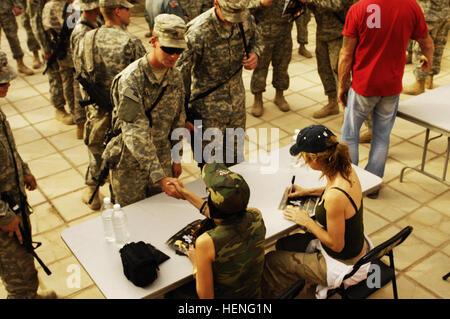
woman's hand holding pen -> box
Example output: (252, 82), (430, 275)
(286, 185), (310, 198)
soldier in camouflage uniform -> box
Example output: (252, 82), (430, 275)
(176, 0), (263, 167)
(70, 0), (102, 139)
(103, 14), (187, 207)
(0, 51), (57, 299)
(178, 0), (214, 21)
(0, 0), (35, 75)
(26, 0), (75, 125)
(403, 0), (450, 95)
(18, 0), (43, 69)
(79, 0), (146, 209)
(144, 0), (186, 36)
(168, 162), (266, 298)
(306, 0), (354, 119)
(295, 7), (313, 58)
(249, 0), (293, 117)
(42, 0), (86, 136)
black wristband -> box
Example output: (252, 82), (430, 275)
(199, 200), (208, 216)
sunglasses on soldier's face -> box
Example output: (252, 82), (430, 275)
(161, 46), (184, 55)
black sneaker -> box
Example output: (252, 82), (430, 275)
(367, 189), (380, 199)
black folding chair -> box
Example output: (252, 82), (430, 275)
(327, 226), (413, 299)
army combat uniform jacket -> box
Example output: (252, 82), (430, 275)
(103, 55), (186, 206)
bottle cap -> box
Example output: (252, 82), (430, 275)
(113, 204), (121, 210)
(104, 197), (111, 204)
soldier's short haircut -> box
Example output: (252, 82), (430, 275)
(100, 6), (120, 21)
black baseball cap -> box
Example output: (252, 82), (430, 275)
(289, 125), (337, 156)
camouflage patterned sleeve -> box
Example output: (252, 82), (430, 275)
(246, 13), (263, 58)
(0, 200), (16, 227)
(27, 0), (52, 53)
(309, 0), (351, 11)
(116, 83), (167, 184)
(130, 37), (147, 61)
(170, 73), (186, 150)
(247, 0), (262, 9)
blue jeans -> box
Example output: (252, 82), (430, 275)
(341, 88), (399, 178)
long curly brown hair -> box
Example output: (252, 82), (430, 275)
(300, 136), (353, 184)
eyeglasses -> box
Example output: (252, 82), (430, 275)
(161, 46), (184, 55)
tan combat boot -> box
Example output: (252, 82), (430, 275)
(36, 290), (58, 299)
(55, 108), (75, 125)
(313, 96), (339, 119)
(402, 80), (425, 95)
(76, 121), (85, 140)
(16, 57), (34, 75)
(274, 89), (290, 112)
(298, 44), (312, 58)
(359, 130), (372, 143)
(82, 186), (101, 210)
(32, 51), (43, 69)
(251, 92), (264, 117)
(425, 75), (433, 90)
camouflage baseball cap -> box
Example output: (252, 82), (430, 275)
(73, 0), (100, 11)
(202, 162), (250, 215)
(217, 0), (249, 23)
(0, 51), (17, 84)
(99, 0), (133, 8)
(153, 14), (187, 49)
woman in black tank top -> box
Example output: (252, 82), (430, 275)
(262, 124), (366, 298)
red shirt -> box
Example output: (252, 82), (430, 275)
(343, 0), (428, 96)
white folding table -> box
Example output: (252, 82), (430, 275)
(61, 145), (382, 299)
(397, 84), (450, 186)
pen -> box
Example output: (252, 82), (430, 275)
(290, 176), (295, 194)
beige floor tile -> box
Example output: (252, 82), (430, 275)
(427, 190), (450, 217)
(22, 105), (55, 124)
(62, 145), (89, 167)
(9, 76), (29, 90)
(389, 141), (428, 167)
(0, 102), (17, 117)
(300, 70), (322, 85)
(33, 81), (50, 94)
(396, 206), (450, 248)
(47, 130), (84, 151)
(298, 85), (328, 104)
(269, 113), (312, 137)
(38, 169), (85, 199)
(37, 256), (93, 298)
(443, 243), (450, 257)
(8, 114), (29, 130)
(12, 125), (42, 146)
(364, 186), (421, 222)
(380, 157), (407, 183)
(388, 170), (449, 204)
(364, 208), (390, 236)
(17, 138), (58, 162)
(418, 155), (450, 182)
(406, 252), (450, 298)
(288, 75), (317, 92)
(320, 114), (345, 136)
(27, 188), (47, 207)
(255, 101), (290, 122)
(30, 202), (65, 235)
(28, 153), (72, 179)
(284, 92), (317, 111)
(368, 275), (437, 299)
(250, 122), (289, 145)
(33, 225), (72, 266)
(33, 118), (74, 137)
(69, 285), (105, 299)
(22, 72), (49, 86)
(0, 282), (6, 299)
(391, 118), (424, 141)
(409, 132), (448, 155)
(51, 189), (94, 222)
(246, 112), (264, 128)
(76, 163), (89, 177)
(4, 86), (40, 102)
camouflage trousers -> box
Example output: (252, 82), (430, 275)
(0, 11), (24, 60)
(46, 54), (85, 123)
(316, 37), (342, 97)
(295, 8), (312, 45)
(191, 113), (246, 167)
(250, 28), (293, 94)
(0, 217), (39, 299)
(413, 20), (450, 80)
(262, 233), (327, 298)
(110, 146), (173, 207)
(84, 107), (110, 187)
(20, 4), (41, 53)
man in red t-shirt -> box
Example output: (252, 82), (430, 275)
(338, 0), (434, 198)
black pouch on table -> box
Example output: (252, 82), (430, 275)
(119, 241), (170, 287)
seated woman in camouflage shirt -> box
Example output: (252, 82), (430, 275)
(169, 162), (266, 299)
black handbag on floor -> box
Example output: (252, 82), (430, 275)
(120, 241), (170, 287)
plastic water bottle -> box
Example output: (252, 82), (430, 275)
(101, 197), (115, 242)
(112, 204), (130, 248)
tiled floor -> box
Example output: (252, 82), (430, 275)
(0, 8), (449, 299)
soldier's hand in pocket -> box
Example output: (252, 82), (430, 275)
(0, 216), (23, 245)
